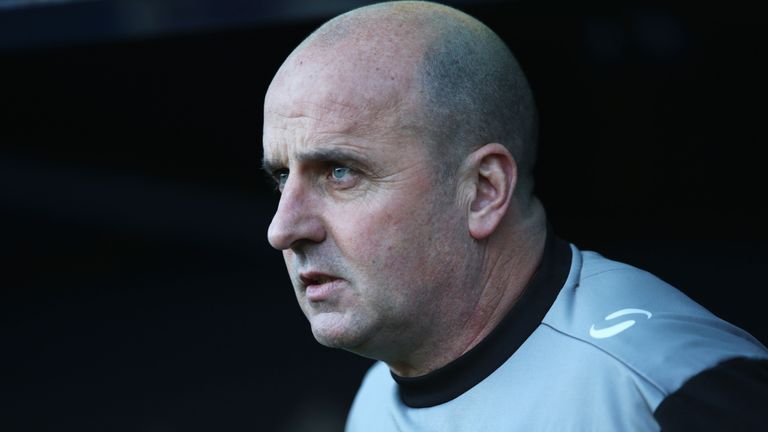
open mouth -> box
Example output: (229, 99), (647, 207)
(300, 272), (340, 287)
(300, 272), (343, 302)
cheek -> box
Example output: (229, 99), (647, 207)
(332, 178), (445, 270)
(369, 208), (439, 271)
(337, 215), (395, 267)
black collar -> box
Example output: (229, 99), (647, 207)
(392, 229), (572, 408)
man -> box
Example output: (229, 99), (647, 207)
(262, 1), (768, 430)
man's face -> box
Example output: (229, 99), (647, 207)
(262, 55), (472, 359)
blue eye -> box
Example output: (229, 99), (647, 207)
(331, 167), (351, 180)
(277, 171), (289, 191)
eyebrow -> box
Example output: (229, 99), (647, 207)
(262, 148), (374, 176)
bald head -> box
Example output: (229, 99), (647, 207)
(266, 1), (538, 200)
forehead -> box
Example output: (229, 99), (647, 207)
(263, 97), (408, 166)
(262, 50), (427, 167)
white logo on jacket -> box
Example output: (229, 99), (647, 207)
(589, 308), (653, 339)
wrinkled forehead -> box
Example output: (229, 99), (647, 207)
(263, 42), (426, 161)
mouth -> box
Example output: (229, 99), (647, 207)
(300, 273), (338, 285)
(299, 271), (344, 302)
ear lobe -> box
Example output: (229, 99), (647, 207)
(466, 143), (517, 240)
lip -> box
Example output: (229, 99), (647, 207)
(299, 271), (344, 302)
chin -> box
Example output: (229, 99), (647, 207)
(309, 312), (369, 350)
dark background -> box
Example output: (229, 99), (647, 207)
(1, 0), (765, 431)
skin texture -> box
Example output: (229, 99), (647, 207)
(263, 1), (546, 377)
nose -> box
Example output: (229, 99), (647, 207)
(267, 176), (326, 251)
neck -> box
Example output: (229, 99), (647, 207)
(388, 199), (547, 377)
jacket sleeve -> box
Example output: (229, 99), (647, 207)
(654, 357), (768, 431)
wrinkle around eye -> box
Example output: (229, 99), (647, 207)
(369, 160), (433, 186)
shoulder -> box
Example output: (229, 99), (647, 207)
(544, 246), (768, 406)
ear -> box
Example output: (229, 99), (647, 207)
(463, 143), (517, 240)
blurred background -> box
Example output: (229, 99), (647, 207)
(1, 0), (765, 430)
